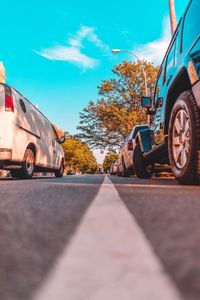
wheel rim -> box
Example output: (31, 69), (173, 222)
(26, 155), (34, 175)
(146, 164), (153, 173)
(172, 108), (191, 169)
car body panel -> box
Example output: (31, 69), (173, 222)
(119, 125), (149, 170)
(139, 0), (200, 164)
(0, 84), (64, 172)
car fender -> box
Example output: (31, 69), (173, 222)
(135, 128), (155, 153)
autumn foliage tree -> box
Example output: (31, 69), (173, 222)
(62, 137), (97, 174)
(103, 152), (119, 173)
(77, 60), (159, 149)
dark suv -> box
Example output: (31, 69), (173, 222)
(134, 0), (200, 184)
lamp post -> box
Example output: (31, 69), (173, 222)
(112, 49), (148, 96)
(168, 0), (177, 36)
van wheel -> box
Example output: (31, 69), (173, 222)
(168, 91), (200, 184)
(133, 144), (154, 179)
(55, 160), (64, 178)
(122, 159), (130, 177)
(21, 149), (35, 179)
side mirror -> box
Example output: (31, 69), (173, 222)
(58, 136), (66, 144)
(141, 96), (152, 108)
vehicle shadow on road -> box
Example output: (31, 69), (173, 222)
(109, 175), (178, 185)
(0, 175), (104, 300)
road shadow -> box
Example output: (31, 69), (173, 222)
(0, 175), (104, 300)
(109, 175), (181, 186)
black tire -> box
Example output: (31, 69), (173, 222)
(133, 144), (154, 179)
(122, 158), (130, 177)
(20, 149), (35, 179)
(10, 169), (23, 179)
(55, 160), (65, 178)
(168, 91), (200, 184)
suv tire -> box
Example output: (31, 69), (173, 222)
(133, 144), (154, 179)
(168, 91), (200, 184)
(21, 149), (35, 179)
(10, 169), (23, 179)
(55, 160), (65, 178)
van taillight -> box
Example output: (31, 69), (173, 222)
(5, 86), (14, 112)
(128, 140), (133, 151)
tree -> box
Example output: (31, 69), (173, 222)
(103, 152), (119, 173)
(62, 137), (97, 173)
(53, 124), (63, 138)
(77, 60), (159, 149)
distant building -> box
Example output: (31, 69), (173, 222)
(0, 62), (6, 83)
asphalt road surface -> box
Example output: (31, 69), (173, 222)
(0, 174), (200, 300)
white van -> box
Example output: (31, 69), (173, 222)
(0, 84), (65, 179)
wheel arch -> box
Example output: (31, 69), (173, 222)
(26, 143), (37, 159)
(57, 156), (65, 170)
(164, 68), (191, 134)
(61, 156), (65, 166)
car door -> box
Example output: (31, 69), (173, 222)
(152, 31), (180, 146)
(51, 125), (61, 169)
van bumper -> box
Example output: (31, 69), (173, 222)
(193, 81), (200, 107)
(0, 149), (12, 160)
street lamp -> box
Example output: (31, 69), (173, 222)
(112, 49), (148, 96)
(168, 0), (177, 36)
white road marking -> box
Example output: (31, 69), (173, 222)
(32, 175), (182, 300)
(113, 183), (199, 189)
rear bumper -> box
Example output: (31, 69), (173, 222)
(0, 149), (12, 160)
(193, 81), (200, 107)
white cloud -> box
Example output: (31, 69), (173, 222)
(36, 25), (109, 69)
(35, 46), (98, 69)
(133, 17), (171, 65)
(70, 26), (109, 51)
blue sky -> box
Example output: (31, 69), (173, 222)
(1, 0), (188, 161)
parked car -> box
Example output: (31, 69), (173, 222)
(119, 125), (149, 177)
(0, 84), (65, 179)
(110, 160), (119, 175)
(113, 160), (120, 175)
(133, 0), (200, 184)
(67, 170), (76, 175)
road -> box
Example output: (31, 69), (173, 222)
(0, 174), (200, 300)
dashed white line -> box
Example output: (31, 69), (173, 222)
(32, 175), (183, 300)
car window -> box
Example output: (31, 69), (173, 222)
(174, 29), (181, 64)
(166, 38), (177, 74)
(132, 125), (149, 138)
(182, 0), (200, 54)
(154, 66), (164, 104)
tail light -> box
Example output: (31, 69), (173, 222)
(5, 85), (14, 112)
(128, 139), (133, 151)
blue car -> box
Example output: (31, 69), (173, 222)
(134, 0), (200, 184)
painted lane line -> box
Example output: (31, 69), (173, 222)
(113, 183), (200, 189)
(32, 175), (182, 300)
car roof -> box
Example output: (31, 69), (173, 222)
(1, 83), (53, 126)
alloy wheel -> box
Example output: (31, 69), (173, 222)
(172, 108), (191, 169)
(26, 155), (34, 175)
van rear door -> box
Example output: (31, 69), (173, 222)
(0, 85), (14, 156)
